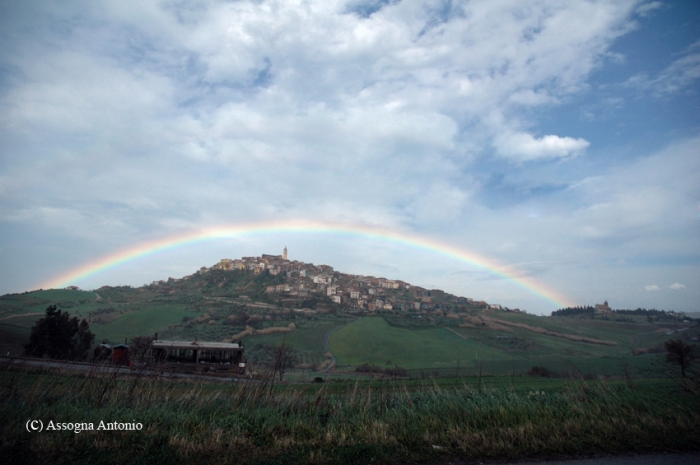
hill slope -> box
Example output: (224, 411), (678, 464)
(1, 255), (697, 376)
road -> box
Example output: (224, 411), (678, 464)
(1, 357), (254, 383)
(498, 453), (700, 465)
(0, 312), (43, 321)
(426, 453), (700, 465)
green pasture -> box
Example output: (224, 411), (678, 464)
(0, 289), (100, 322)
(280, 322), (336, 352)
(0, 323), (29, 355)
(452, 325), (599, 357)
(27, 289), (97, 301)
(494, 311), (681, 351)
(396, 353), (664, 378)
(234, 320), (343, 366)
(91, 304), (197, 344)
(0, 289), (99, 310)
(463, 315), (668, 358)
(330, 317), (511, 369)
(326, 316), (670, 377)
(566, 353), (664, 377)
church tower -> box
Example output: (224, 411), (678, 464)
(283, 246), (287, 261)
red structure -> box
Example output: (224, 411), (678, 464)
(112, 344), (130, 365)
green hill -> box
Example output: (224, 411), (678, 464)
(1, 258), (697, 377)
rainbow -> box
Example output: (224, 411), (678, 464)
(42, 219), (574, 309)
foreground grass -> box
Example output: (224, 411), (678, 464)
(1, 367), (699, 465)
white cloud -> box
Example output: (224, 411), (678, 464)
(645, 285), (660, 291)
(569, 137), (700, 246)
(626, 40), (700, 96)
(2, 0), (699, 314)
(669, 283), (685, 290)
(635, 1), (664, 18)
(493, 132), (590, 162)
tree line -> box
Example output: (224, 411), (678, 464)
(552, 306), (684, 320)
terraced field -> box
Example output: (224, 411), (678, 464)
(328, 315), (678, 377)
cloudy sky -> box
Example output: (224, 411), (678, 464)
(1, 0), (698, 314)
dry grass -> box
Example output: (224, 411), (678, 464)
(1, 364), (699, 464)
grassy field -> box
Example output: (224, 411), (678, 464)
(328, 316), (669, 378)
(331, 317), (512, 369)
(0, 323), (29, 356)
(1, 365), (698, 465)
(90, 304), (197, 344)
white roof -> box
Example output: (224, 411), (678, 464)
(152, 340), (242, 350)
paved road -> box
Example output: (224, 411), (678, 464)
(500, 453), (700, 465)
(1, 357), (255, 383)
(438, 453), (700, 465)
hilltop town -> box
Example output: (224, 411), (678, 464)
(150, 247), (524, 317)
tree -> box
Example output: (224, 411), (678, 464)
(664, 339), (696, 378)
(129, 335), (154, 363)
(24, 305), (95, 361)
(72, 317), (94, 360)
(272, 338), (297, 382)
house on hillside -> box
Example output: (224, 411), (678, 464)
(595, 301), (612, 314)
(429, 289), (445, 299)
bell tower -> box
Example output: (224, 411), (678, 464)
(283, 246), (288, 261)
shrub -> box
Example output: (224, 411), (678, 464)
(355, 363), (383, 374)
(384, 366), (408, 377)
(527, 366), (558, 378)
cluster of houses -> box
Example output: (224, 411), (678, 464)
(192, 248), (511, 315)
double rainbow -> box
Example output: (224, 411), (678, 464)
(42, 219), (574, 309)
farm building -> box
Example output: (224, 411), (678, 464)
(112, 344), (130, 365)
(150, 340), (246, 373)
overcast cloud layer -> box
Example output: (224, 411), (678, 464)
(1, 0), (698, 314)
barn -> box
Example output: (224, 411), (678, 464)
(149, 340), (245, 374)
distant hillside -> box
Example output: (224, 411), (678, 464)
(2, 254), (698, 377)
(552, 305), (689, 322)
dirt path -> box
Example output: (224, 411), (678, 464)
(319, 317), (361, 373)
(445, 327), (467, 339)
(0, 312), (43, 321)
